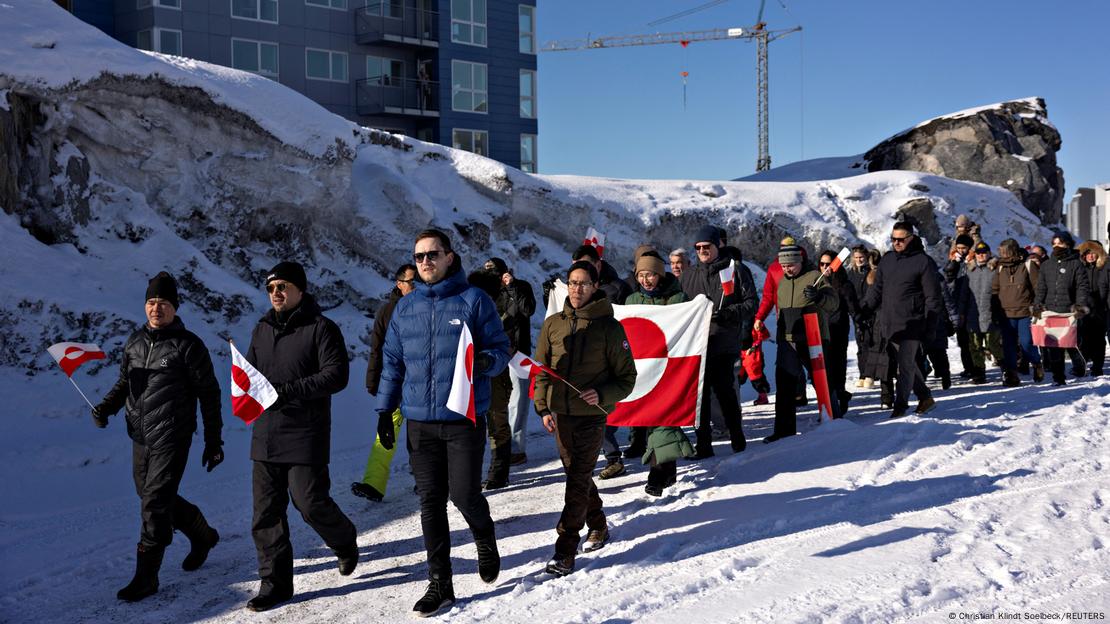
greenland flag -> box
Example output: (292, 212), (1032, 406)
(1031, 311), (1079, 349)
(230, 341), (278, 425)
(583, 227), (606, 259)
(718, 260), (736, 296)
(446, 322), (477, 424)
(826, 247), (851, 274)
(509, 350), (565, 399)
(47, 342), (106, 377)
(609, 295), (713, 428)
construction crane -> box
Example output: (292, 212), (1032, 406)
(541, 7), (800, 172)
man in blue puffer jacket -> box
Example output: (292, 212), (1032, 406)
(375, 229), (510, 618)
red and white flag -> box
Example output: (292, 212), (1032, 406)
(826, 247), (851, 274)
(583, 227), (606, 259)
(718, 260), (736, 296)
(446, 322), (477, 424)
(230, 341), (278, 425)
(1032, 311), (1079, 349)
(609, 295), (713, 428)
(47, 342), (106, 377)
(509, 350), (564, 399)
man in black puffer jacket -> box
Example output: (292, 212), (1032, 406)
(1034, 232), (1091, 385)
(245, 262), (357, 612)
(680, 224), (757, 457)
(93, 272), (223, 603)
(860, 222), (944, 418)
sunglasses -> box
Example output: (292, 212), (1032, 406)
(693, 243), (715, 251)
(266, 282), (289, 294)
(413, 250), (444, 263)
(397, 278), (415, 284)
(890, 236), (909, 243)
(819, 261), (832, 267)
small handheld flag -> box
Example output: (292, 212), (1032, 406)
(446, 323), (477, 424)
(583, 227), (606, 259)
(230, 341), (279, 424)
(47, 342), (106, 408)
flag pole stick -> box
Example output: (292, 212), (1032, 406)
(545, 374), (609, 415)
(67, 376), (95, 409)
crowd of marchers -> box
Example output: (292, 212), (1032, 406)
(85, 216), (1108, 617)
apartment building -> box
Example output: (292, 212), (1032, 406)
(63, 0), (539, 171)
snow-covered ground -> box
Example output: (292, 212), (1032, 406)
(4, 341), (1110, 623)
(4, 3), (1107, 622)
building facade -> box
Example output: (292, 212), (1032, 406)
(65, 0), (539, 171)
(1066, 184), (1110, 245)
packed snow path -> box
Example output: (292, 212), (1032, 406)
(4, 343), (1109, 624)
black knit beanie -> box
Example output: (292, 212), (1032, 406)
(266, 261), (308, 292)
(145, 272), (179, 309)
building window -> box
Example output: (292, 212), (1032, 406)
(137, 28), (181, 55)
(451, 0), (486, 46)
(367, 56), (405, 84)
(232, 39), (279, 77)
(451, 60), (487, 113)
(519, 5), (536, 54)
(305, 0), (347, 9)
(520, 134), (536, 172)
(306, 49), (348, 82)
(231, 0), (278, 23)
(519, 69), (536, 118)
(453, 129), (489, 157)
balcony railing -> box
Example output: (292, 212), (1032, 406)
(355, 3), (438, 47)
(356, 77), (440, 117)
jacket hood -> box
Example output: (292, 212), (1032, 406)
(599, 260), (622, 285)
(418, 266), (471, 299)
(719, 245), (744, 263)
(262, 293), (323, 328)
(897, 236), (926, 257)
(561, 290), (614, 320)
(1078, 241), (1108, 269)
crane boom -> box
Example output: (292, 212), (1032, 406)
(541, 25), (801, 172)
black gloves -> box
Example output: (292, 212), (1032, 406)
(91, 406), (108, 429)
(201, 444), (224, 472)
(474, 352), (494, 375)
(1030, 305), (1045, 319)
(803, 285), (822, 303)
(377, 411), (396, 450)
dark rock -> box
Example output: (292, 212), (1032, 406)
(864, 98), (1063, 223)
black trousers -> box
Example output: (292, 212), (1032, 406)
(408, 417), (494, 580)
(889, 338), (931, 409)
(132, 439), (200, 549)
(955, 328), (976, 374)
(486, 370), (513, 483)
(252, 461), (356, 592)
(825, 330), (850, 405)
(1079, 317), (1106, 374)
(695, 353), (744, 452)
(773, 341), (812, 437)
(553, 414), (607, 556)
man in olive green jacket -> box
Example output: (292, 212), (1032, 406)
(765, 244), (839, 443)
(534, 261), (638, 577)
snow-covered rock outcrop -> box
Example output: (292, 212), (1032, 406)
(864, 98), (1065, 224)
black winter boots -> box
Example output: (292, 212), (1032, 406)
(474, 533), (500, 584)
(180, 513), (219, 572)
(336, 543), (359, 576)
(246, 581), (294, 612)
(483, 443), (511, 490)
(117, 544), (164, 602)
(413, 574), (455, 617)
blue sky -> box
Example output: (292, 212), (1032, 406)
(535, 1), (1109, 199)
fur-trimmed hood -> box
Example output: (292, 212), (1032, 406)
(1078, 241), (1107, 269)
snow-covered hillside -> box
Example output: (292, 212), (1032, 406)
(3, 3), (1104, 623)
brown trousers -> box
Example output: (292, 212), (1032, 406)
(553, 414), (608, 556)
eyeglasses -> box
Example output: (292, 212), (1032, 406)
(693, 243), (714, 251)
(890, 236), (909, 243)
(567, 281), (595, 290)
(819, 261), (832, 267)
(266, 282), (288, 294)
(413, 250), (444, 263)
(636, 271), (657, 280)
